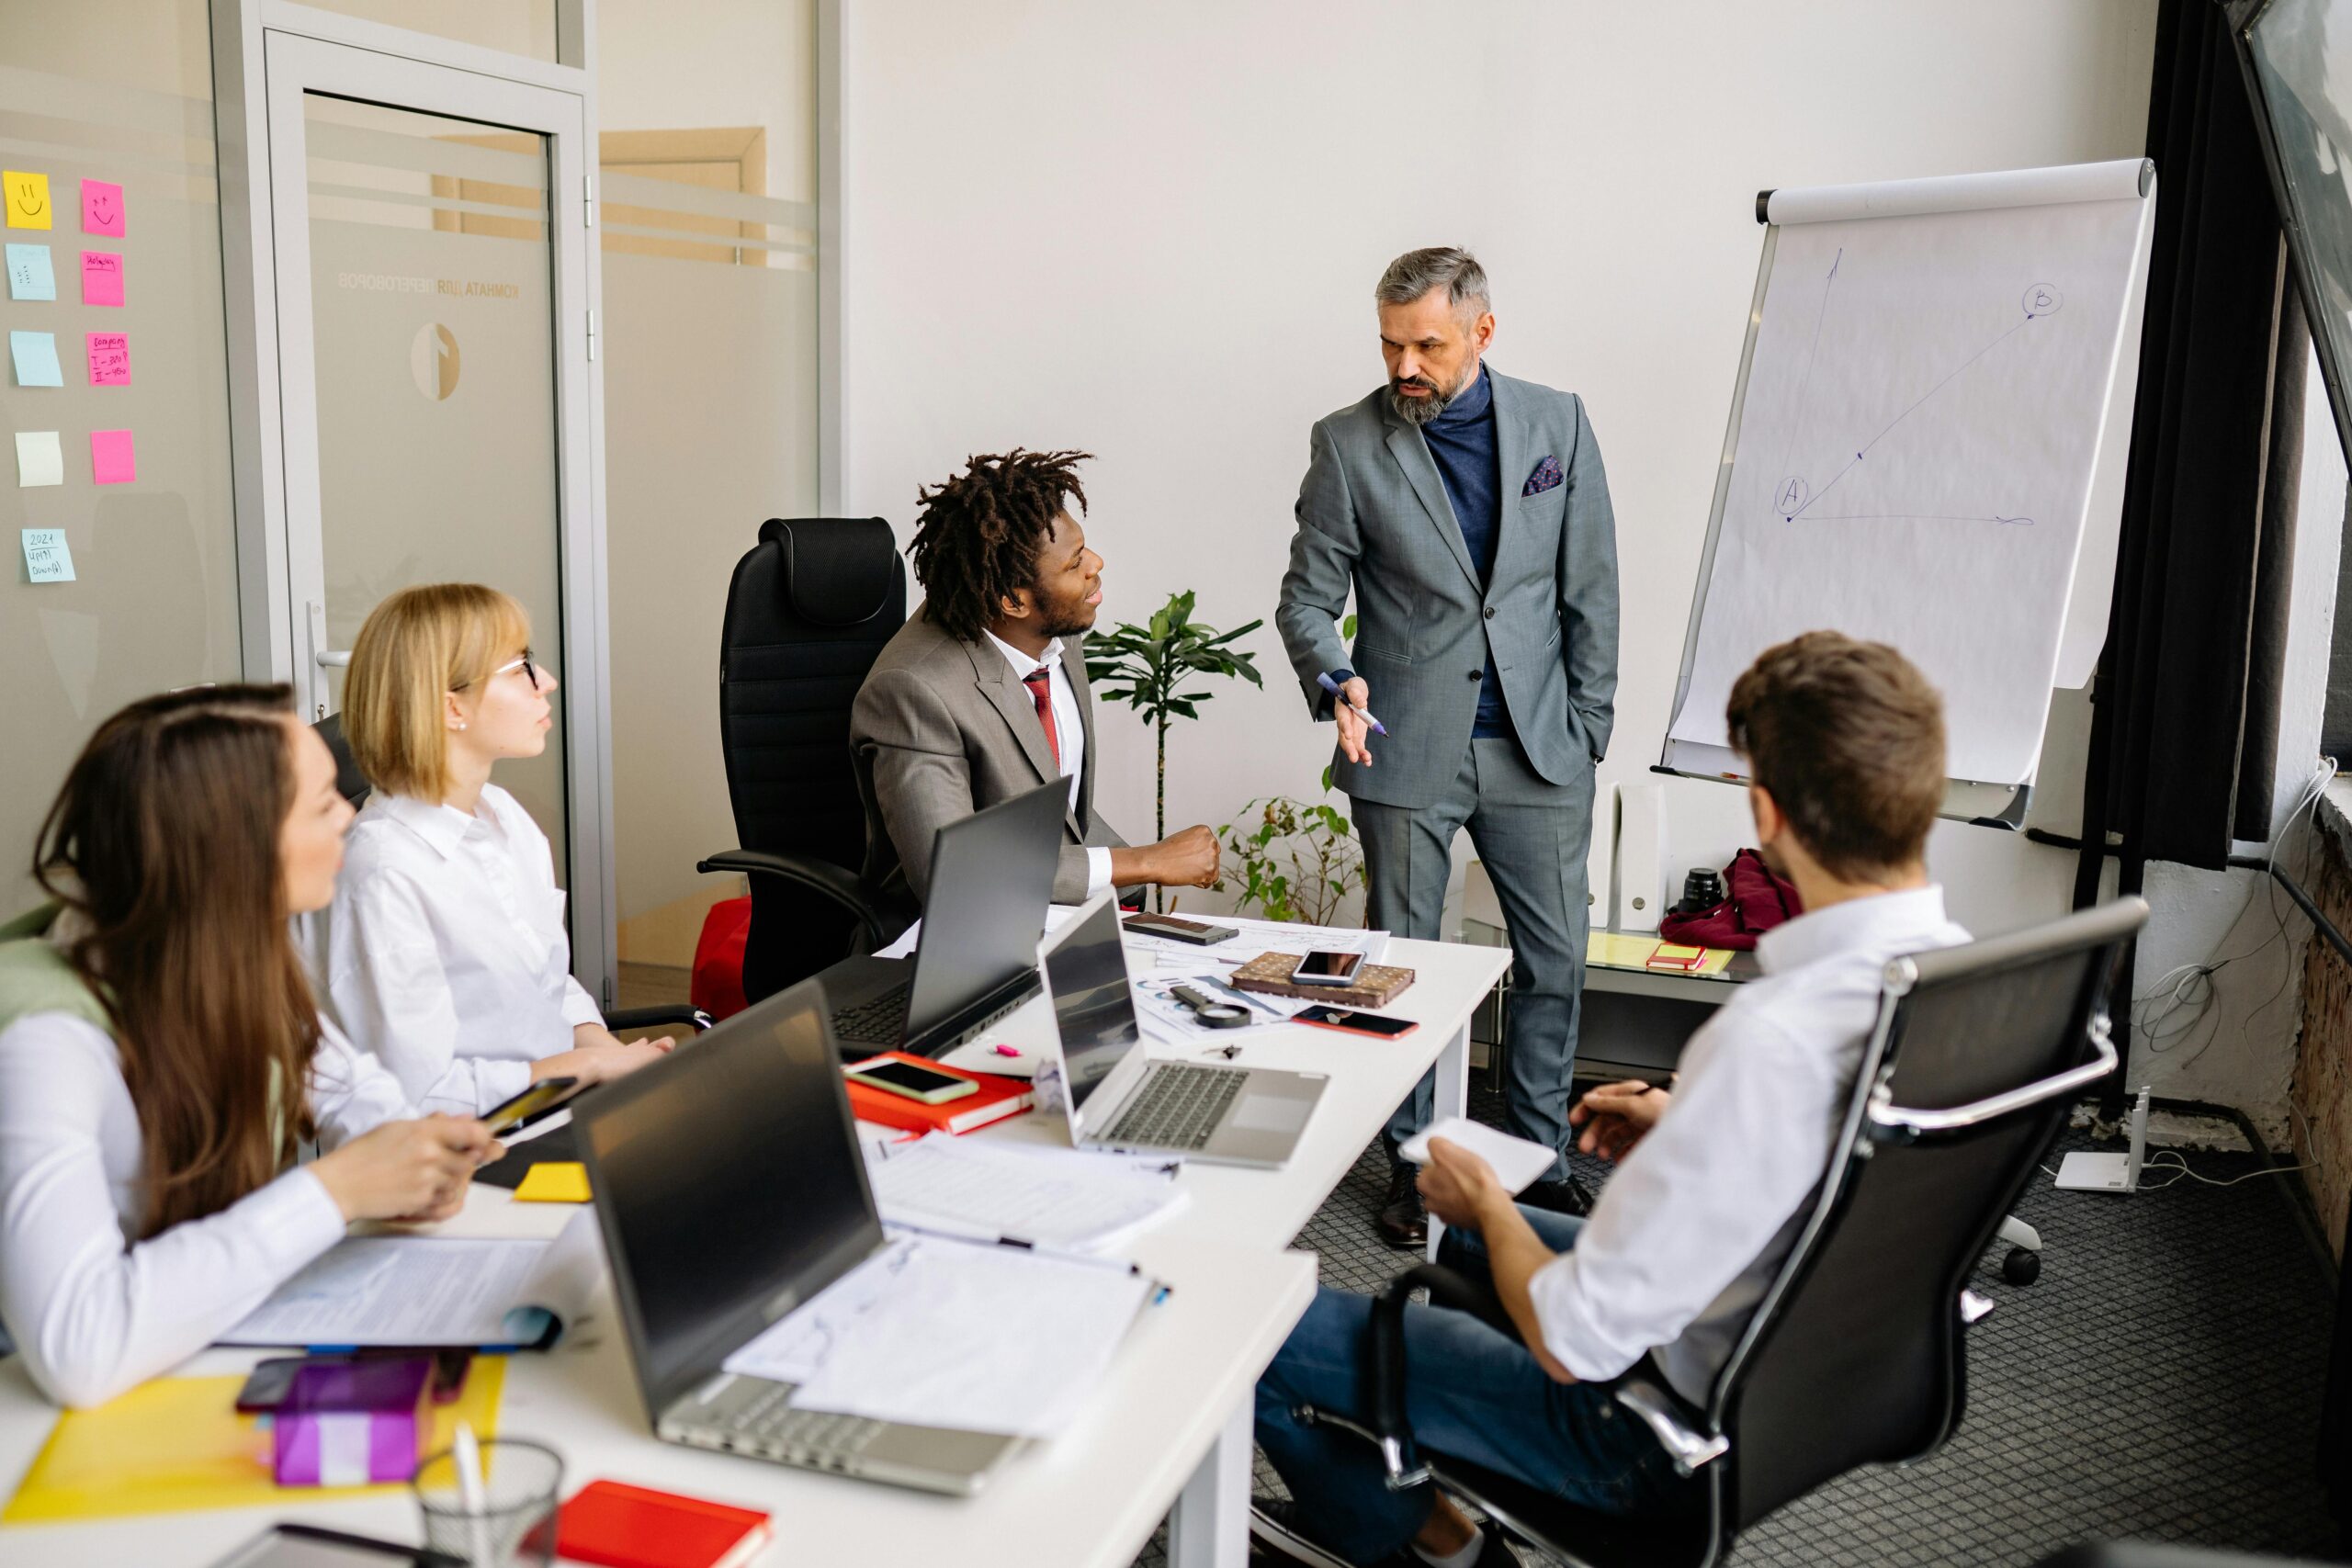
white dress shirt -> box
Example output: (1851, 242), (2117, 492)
(981, 629), (1113, 897)
(1528, 886), (1970, 1403)
(307, 784), (603, 1117)
(0, 1006), (407, 1407)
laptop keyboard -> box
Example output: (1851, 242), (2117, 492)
(722, 1382), (889, 1458)
(1103, 1063), (1248, 1150)
(831, 982), (913, 1046)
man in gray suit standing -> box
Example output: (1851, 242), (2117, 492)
(854, 447), (1222, 908)
(1278, 249), (1619, 1247)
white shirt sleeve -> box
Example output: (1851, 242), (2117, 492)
(1085, 847), (1114, 897)
(321, 873), (533, 1118)
(1525, 1014), (1839, 1382)
(307, 1018), (417, 1150)
(0, 1014), (349, 1408)
(559, 975), (604, 1032)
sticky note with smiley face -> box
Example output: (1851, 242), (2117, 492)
(82, 179), (123, 238)
(5, 171), (52, 231)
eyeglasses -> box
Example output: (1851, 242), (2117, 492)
(450, 649), (549, 693)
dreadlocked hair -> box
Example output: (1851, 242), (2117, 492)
(907, 448), (1093, 641)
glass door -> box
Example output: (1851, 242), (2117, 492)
(261, 32), (612, 997)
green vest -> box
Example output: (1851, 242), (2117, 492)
(0, 903), (111, 1038)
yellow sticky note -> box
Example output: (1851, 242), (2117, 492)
(4, 171), (53, 230)
(512, 1161), (592, 1202)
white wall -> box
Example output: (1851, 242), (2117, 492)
(837, 2), (2340, 1128)
(842, 2), (2154, 892)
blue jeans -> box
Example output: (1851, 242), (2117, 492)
(1255, 1209), (1685, 1564)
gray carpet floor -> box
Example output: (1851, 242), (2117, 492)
(1133, 1085), (2344, 1567)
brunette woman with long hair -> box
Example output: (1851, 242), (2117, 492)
(0, 685), (498, 1407)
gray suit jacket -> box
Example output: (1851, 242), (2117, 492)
(1276, 368), (1619, 810)
(850, 605), (1128, 905)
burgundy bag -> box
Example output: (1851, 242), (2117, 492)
(1656, 848), (1802, 951)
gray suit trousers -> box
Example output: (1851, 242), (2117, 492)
(1355, 737), (1591, 1179)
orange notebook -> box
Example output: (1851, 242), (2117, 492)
(842, 1052), (1034, 1134)
(557, 1479), (771, 1568)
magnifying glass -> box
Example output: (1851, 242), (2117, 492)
(1169, 984), (1251, 1029)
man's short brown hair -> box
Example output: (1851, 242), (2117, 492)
(1725, 631), (1946, 881)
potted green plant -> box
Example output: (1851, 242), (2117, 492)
(1085, 589), (1263, 911)
(1215, 794), (1367, 927)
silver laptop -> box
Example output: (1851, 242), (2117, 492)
(574, 983), (1020, 1495)
(1031, 892), (1326, 1168)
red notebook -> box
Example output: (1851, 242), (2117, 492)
(557, 1479), (771, 1568)
(843, 1052), (1034, 1134)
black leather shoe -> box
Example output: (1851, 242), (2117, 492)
(1375, 1161), (1428, 1250)
(1518, 1175), (1594, 1217)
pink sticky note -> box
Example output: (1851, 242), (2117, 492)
(89, 429), (134, 485)
(80, 251), (120, 307)
(81, 180), (123, 238)
(85, 333), (128, 386)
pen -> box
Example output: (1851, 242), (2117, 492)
(1317, 671), (1389, 736)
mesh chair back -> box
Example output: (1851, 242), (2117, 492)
(1712, 898), (2145, 1534)
(718, 518), (905, 1001)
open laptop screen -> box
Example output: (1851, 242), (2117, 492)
(1042, 896), (1142, 1110)
(577, 983), (882, 1416)
(904, 777), (1066, 1043)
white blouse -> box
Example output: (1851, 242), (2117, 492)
(0, 1010), (409, 1407)
(307, 784), (603, 1117)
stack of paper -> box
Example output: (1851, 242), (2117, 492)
(723, 1236), (1155, 1438)
(220, 1212), (599, 1348)
(865, 1134), (1186, 1254)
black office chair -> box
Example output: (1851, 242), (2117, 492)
(310, 714), (705, 1039)
(696, 518), (918, 1007)
(1303, 896), (2151, 1568)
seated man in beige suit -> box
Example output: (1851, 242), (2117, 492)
(852, 448), (1220, 906)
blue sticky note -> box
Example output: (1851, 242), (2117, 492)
(9, 330), (62, 387)
(5, 243), (53, 300)
(21, 528), (74, 583)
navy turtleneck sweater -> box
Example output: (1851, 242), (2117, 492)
(1421, 364), (1509, 738)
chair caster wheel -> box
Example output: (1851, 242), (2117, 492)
(2003, 1247), (2040, 1286)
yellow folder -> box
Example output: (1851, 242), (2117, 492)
(511, 1162), (592, 1203)
(2, 1356), (505, 1523)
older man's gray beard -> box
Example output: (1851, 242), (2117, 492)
(1385, 366), (1474, 425)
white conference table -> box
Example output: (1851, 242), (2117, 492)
(0, 933), (1510, 1568)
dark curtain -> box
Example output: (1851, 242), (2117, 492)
(2072, 0), (2304, 932)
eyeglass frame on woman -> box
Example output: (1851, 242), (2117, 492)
(448, 649), (548, 694)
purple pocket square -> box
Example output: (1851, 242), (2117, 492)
(1523, 456), (1564, 496)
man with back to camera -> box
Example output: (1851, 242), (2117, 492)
(1249, 632), (1970, 1568)
(852, 446), (1221, 906)
(1277, 248), (1619, 1247)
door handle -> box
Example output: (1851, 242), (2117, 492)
(315, 649), (352, 668)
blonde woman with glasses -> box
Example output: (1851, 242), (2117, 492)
(308, 584), (671, 1117)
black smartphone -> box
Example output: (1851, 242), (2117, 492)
(844, 1058), (979, 1104)
(208, 1523), (463, 1566)
(233, 1355), (309, 1413)
(481, 1075), (582, 1136)
(1295, 1004), (1418, 1039)
(1292, 950), (1365, 986)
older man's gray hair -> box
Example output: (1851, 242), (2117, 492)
(1374, 247), (1491, 318)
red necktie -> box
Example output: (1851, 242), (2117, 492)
(1021, 666), (1061, 768)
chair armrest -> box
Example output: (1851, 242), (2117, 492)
(1363, 1264), (1514, 1485)
(1612, 1376), (1728, 1475)
(603, 1005), (713, 1035)
(697, 848), (895, 952)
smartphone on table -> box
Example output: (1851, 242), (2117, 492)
(481, 1075), (582, 1137)
(1123, 912), (1240, 945)
(844, 1058), (979, 1104)
(1291, 950), (1364, 987)
(1295, 1004), (1417, 1039)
